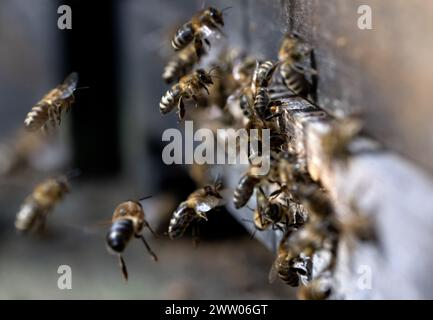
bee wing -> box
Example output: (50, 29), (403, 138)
(268, 259), (279, 284)
(59, 72), (79, 99)
(194, 196), (220, 214)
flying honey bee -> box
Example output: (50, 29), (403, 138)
(106, 199), (158, 281)
(24, 72), (78, 133)
(163, 37), (206, 84)
(160, 68), (215, 120)
(278, 33), (316, 97)
(171, 7), (227, 55)
(168, 181), (223, 240)
(15, 176), (70, 233)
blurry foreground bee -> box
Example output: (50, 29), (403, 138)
(277, 33), (316, 97)
(297, 276), (333, 300)
(160, 68), (215, 120)
(171, 7), (228, 55)
(24, 72), (78, 133)
(269, 230), (312, 287)
(106, 198), (158, 281)
(168, 180), (223, 240)
(15, 175), (70, 233)
(163, 37), (207, 84)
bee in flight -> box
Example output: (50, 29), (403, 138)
(15, 175), (70, 233)
(159, 68), (215, 120)
(171, 7), (228, 56)
(106, 198), (158, 281)
(24, 72), (79, 133)
(168, 180), (223, 240)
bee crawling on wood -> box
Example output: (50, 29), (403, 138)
(15, 175), (70, 233)
(277, 32), (316, 97)
(24, 72), (79, 133)
(106, 198), (158, 281)
(159, 68), (216, 120)
(171, 7), (229, 55)
(168, 180), (223, 240)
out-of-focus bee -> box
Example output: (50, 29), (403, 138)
(171, 7), (227, 55)
(269, 230), (312, 287)
(297, 276), (333, 300)
(163, 37), (206, 84)
(24, 72), (78, 133)
(278, 33), (316, 97)
(15, 176), (70, 233)
(160, 68), (215, 120)
(168, 181), (223, 239)
(254, 186), (305, 232)
(106, 199), (158, 281)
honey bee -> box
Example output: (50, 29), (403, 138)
(297, 276), (333, 300)
(163, 37), (206, 84)
(269, 230), (312, 287)
(171, 7), (227, 55)
(159, 68), (215, 120)
(168, 181), (223, 239)
(254, 186), (304, 232)
(15, 176), (70, 233)
(278, 33), (316, 97)
(233, 164), (265, 209)
(24, 72), (78, 133)
(106, 199), (158, 281)
(252, 61), (279, 95)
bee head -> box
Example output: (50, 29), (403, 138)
(196, 69), (214, 85)
(207, 7), (224, 26)
(204, 184), (223, 199)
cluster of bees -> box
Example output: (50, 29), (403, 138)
(8, 5), (373, 298)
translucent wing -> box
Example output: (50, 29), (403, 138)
(268, 258), (279, 284)
(59, 72), (79, 99)
(194, 195), (221, 214)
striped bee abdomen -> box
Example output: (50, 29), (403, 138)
(106, 219), (134, 253)
(24, 102), (50, 131)
(254, 88), (270, 119)
(159, 85), (181, 114)
(171, 22), (195, 51)
(168, 202), (195, 239)
(233, 174), (260, 209)
(15, 200), (41, 232)
(280, 63), (311, 97)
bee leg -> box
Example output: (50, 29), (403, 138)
(118, 254), (128, 282)
(204, 38), (211, 49)
(135, 234), (158, 262)
(192, 223), (200, 247)
(143, 221), (158, 238)
(177, 97), (185, 121)
(199, 84), (210, 95)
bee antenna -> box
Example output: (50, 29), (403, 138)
(65, 168), (82, 180)
(138, 195), (153, 202)
(74, 86), (90, 92)
(222, 6), (233, 13)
